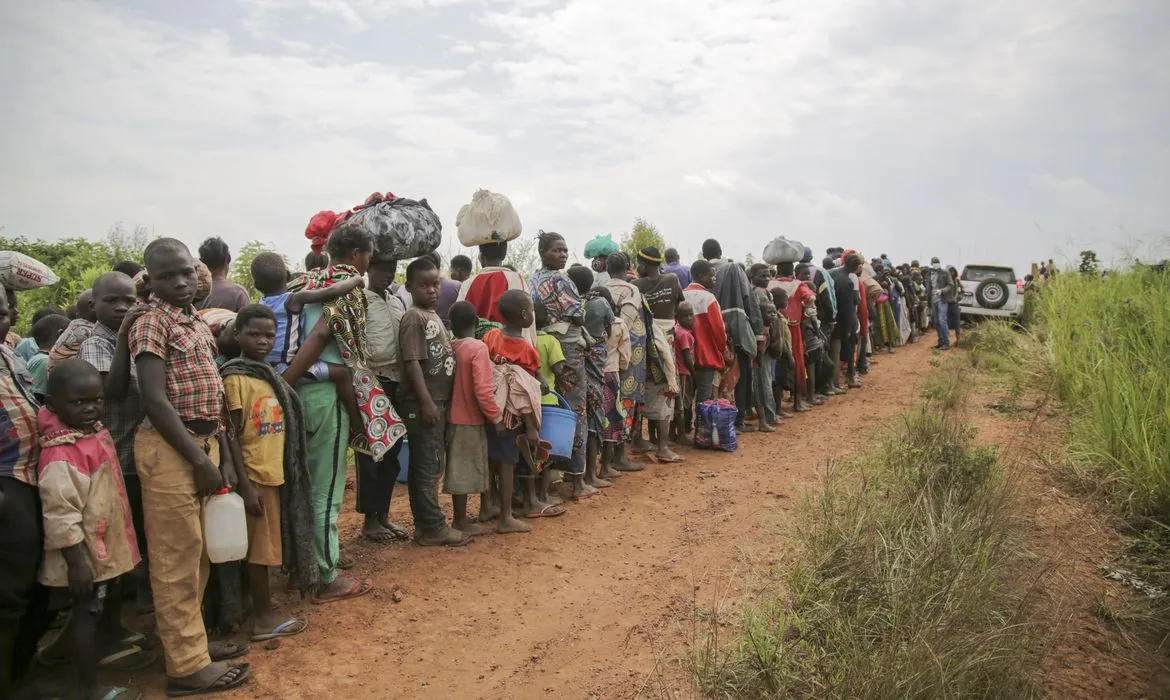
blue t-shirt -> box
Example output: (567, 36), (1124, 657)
(298, 302), (343, 365)
(260, 292), (300, 370)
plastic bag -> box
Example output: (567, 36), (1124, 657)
(693, 399), (738, 452)
(762, 237), (804, 265)
(337, 197), (442, 260)
(584, 234), (620, 260)
(0, 251), (59, 290)
(456, 189), (522, 247)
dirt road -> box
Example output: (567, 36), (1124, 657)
(120, 342), (927, 698)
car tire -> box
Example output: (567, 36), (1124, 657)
(975, 279), (1009, 309)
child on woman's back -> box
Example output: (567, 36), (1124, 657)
(446, 302), (505, 536)
(481, 290), (543, 534)
(37, 359), (149, 699)
(251, 252), (364, 430)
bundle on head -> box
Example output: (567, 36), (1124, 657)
(305, 210), (339, 256)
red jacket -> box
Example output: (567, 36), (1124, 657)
(683, 284), (728, 370)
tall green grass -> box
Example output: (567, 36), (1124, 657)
(1034, 270), (1170, 519)
(693, 370), (1041, 698)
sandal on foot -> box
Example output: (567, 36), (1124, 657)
(414, 528), (473, 547)
(384, 522), (410, 540)
(166, 662), (251, 697)
(208, 641), (249, 662)
(88, 686), (142, 700)
(337, 553), (355, 570)
(312, 578), (374, 605)
(526, 504), (566, 518)
(251, 618), (308, 642)
(361, 530), (399, 544)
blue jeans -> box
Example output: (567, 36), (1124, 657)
(933, 300), (950, 348)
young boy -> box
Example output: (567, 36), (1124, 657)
(77, 272), (151, 612)
(568, 265), (615, 490)
(672, 301), (696, 444)
(398, 257), (464, 546)
(530, 302), (570, 516)
(222, 305), (309, 640)
(250, 252), (365, 434)
(447, 302), (506, 535)
(27, 313), (70, 402)
(682, 261), (728, 432)
(38, 359), (149, 699)
(129, 238), (250, 695)
(481, 291), (542, 534)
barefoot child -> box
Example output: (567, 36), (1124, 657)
(672, 302), (696, 444)
(446, 302), (505, 535)
(220, 304), (310, 640)
(38, 359), (149, 700)
(568, 265), (614, 490)
(481, 291), (542, 534)
(529, 301), (570, 517)
(398, 257), (464, 546)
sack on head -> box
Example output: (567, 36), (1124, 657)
(456, 189), (523, 247)
(584, 234), (620, 260)
(762, 237), (804, 265)
(340, 197), (443, 261)
(0, 251), (59, 290)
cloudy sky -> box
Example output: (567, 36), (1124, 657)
(2, 0), (1168, 272)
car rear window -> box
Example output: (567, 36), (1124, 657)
(961, 266), (1015, 283)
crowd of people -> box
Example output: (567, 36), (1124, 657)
(0, 225), (960, 699)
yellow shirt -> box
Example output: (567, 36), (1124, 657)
(224, 375), (286, 486)
(536, 332), (565, 406)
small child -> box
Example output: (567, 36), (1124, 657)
(769, 287), (792, 419)
(568, 264), (614, 491)
(749, 264), (779, 432)
(222, 305), (309, 640)
(27, 313), (70, 402)
(599, 287), (635, 475)
(481, 290), (543, 534)
(530, 302), (571, 516)
(37, 359), (149, 699)
(446, 302), (506, 535)
(672, 301), (696, 444)
(47, 290), (96, 371)
(398, 257), (463, 546)
(251, 252), (365, 438)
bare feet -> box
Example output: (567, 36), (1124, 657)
(497, 515), (533, 534)
(573, 482), (599, 500)
(453, 519), (491, 537)
(631, 438), (654, 454)
(599, 465), (622, 480)
(415, 527), (473, 547)
(589, 476), (613, 488)
(758, 423), (776, 433)
(654, 448), (682, 463)
(477, 502), (500, 523)
(378, 517), (410, 540)
(361, 519), (398, 543)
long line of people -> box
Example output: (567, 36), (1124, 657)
(0, 227), (951, 699)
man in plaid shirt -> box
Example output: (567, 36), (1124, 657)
(129, 239), (251, 696)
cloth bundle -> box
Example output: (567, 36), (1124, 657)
(694, 399), (738, 452)
(332, 195), (442, 260)
(0, 251), (58, 290)
(584, 234), (620, 259)
(456, 189), (522, 246)
(762, 237), (805, 265)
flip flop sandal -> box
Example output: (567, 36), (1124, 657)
(166, 662), (251, 697)
(123, 630), (162, 650)
(312, 578), (374, 605)
(384, 522), (410, 540)
(337, 554), (355, 570)
(526, 504), (566, 518)
(98, 644), (157, 672)
(208, 641), (249, 662)
(251, 618), (308, 642)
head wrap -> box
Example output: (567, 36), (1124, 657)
(638, 246), (664, 265)
(305, 210), (339, 255)
(194, 260), (213, 302)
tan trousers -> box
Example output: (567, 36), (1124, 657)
(135, 428), (215, 677)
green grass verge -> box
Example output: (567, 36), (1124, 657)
(693, 365), (1042, 698)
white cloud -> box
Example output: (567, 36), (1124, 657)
(0, 0), (1167, 275)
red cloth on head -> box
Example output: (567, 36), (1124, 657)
(305, 210), (338, 254)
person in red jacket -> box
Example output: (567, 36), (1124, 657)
(681, 260), (727, 432)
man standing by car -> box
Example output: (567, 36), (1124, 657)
(929, 257), (954, 350)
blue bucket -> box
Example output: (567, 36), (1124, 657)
(540, 393), (578, 459)
(396, 439), (409, 483)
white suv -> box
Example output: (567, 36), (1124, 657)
(958, 264), (1022, 319)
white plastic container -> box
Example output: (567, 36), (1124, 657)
(203, 489), (248, 563)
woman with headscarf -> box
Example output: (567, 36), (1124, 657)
(528, 231), (596, 499)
